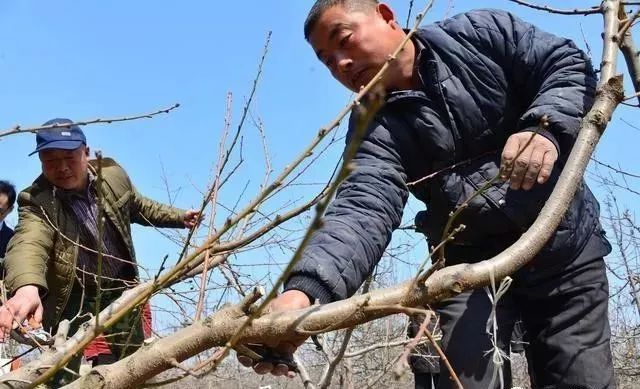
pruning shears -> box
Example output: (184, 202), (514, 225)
(236, 343), (299, 373)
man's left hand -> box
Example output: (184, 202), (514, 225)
(500, 131), (558, 191)
(183, 209), (203, 229)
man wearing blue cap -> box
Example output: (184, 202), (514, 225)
(0, 118), (201, 383)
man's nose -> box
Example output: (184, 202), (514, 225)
(57, 161), (70, 173)
(336, 54), (353, 74)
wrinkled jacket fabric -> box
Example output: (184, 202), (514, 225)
(285, 9), (605, 304)
(4, 158), (185, 329)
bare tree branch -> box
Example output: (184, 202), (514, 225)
(507, 0), (602, 15)
(0, 103), (179, 140)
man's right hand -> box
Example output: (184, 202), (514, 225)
(0, 285), (43, 341)
(237, 289), (312, 377)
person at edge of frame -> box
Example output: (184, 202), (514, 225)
(0, 180), (16, 263)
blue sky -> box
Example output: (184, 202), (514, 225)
(0, 1), (638, 316)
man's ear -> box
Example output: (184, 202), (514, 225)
(377, 3), (397, 25)
(85, 146), (90, 157)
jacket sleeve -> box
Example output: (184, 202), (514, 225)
(449, 9), (597, 156)
(3, 193), (53, 294)
(284, 116), (409, 303)
(100, 159), (186, 229)
(130, 187), (186, 228)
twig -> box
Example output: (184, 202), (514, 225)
(405, 0), (415, 29)
(0, 103), (179, 139)
(392, 310), (432, 379)
(318, 278), (372, 388)
(173, 32), (271, 268)
(343, 337), (431, 358)
(617, 4), (640, 106)
(420, 315), (461, 388)
(168, 358), (195, 376)
(365, 351), (404, 388)
(608, 197), (640, 317)
(95, 151), (105, 332)
(194, 92), (240, 321)
(616, 6), (640, 42)
(591, 157), (640, 179)
(415, 225), (466, 284)
(407, 150), (497, 187)
(39, 207), (137, 269)
(294, 353), (316, 389)
(508, 0), (602, 15)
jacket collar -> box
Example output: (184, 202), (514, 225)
(385, 29), (446, 103)
(412, 33), (429, 89)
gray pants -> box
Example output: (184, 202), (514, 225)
(434, 234), (615, 389)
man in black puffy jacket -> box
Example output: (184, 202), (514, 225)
(239, 1), (614, 388)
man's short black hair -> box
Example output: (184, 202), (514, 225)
(0, 180), (16, 208)
(304, 0), (379, 41)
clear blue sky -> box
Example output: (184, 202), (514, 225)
(0, 1), (637, 297)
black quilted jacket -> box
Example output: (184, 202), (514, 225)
(285, 9), (608, 303)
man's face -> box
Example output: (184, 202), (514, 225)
(39, 146), (90, 191)
(0, 193), (12, 223)
(309, 4), (408, 92)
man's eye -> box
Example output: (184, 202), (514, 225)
(339, 34), (351, 47)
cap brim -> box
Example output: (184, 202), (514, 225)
(29, 140), (84, 156)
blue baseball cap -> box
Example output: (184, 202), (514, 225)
(29, 118), (87, 156)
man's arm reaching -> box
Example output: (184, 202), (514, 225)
(285, 118), (409, 303)
(240, 115), (411, 376)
